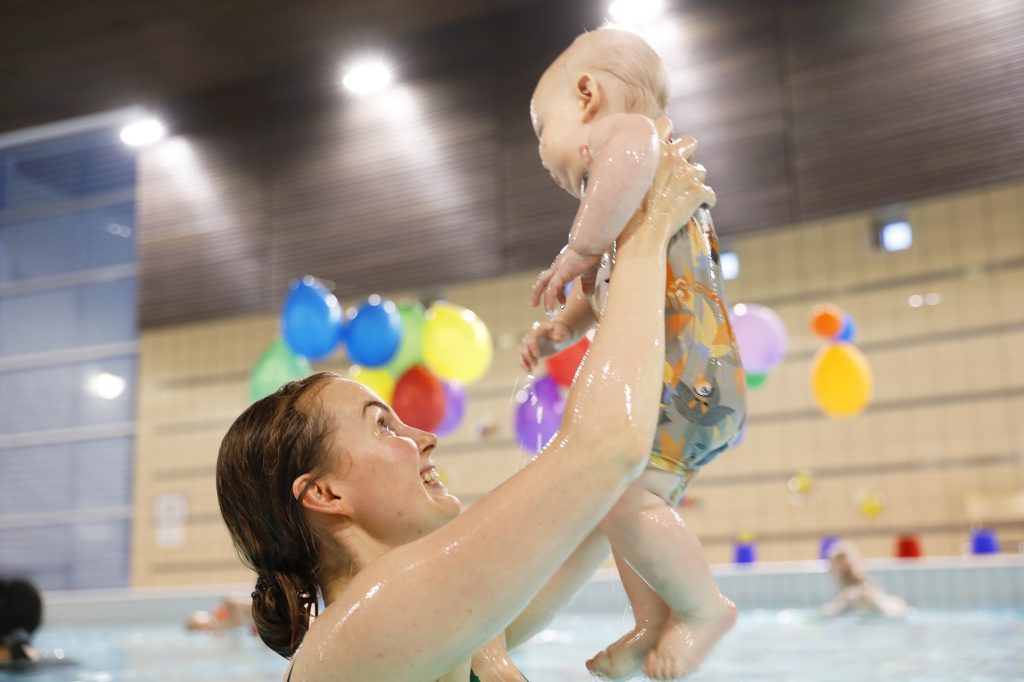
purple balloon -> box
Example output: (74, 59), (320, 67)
(730, 303), (788, 374)
(514, 376), (565, 454)
(435, 382), (467, 436)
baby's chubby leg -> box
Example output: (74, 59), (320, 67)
(600, 470), (736, 680)
(585, 546), (668, 680)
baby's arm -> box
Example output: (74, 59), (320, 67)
(569, 114), (660, 257)
(520, 284), (597, 371)
(532, 114), (660, 310)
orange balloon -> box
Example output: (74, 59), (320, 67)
(810, 304), (844, 339)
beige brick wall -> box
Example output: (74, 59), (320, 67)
(131, 180), (1024, 587)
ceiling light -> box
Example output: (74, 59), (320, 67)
(720, 251), (740, 280)
(342, 60), (394, 95)
(608, 0), (665, 24)
(907, 294), (923, 308)
(89, 372), (127, 399)
(925, 292), (941, 305)
(119, 118), (165, 147)
(879, 220), (912, 252)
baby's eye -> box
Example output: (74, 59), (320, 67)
(378, 418), (395, 434)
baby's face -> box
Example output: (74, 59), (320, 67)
(530, 75), (589, 199)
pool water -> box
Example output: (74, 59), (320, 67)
(6, 609), (1022, 681)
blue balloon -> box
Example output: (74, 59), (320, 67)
(281, 277), (343, 361)
(836, 315), (857, 342)
(345, 296), (403, 367)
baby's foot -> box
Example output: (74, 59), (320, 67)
(642, 595), (736, 680)
(585, 622), (661, 681)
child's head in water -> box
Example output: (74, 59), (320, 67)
(530, 28), (669, 197)
(0, 578), (42, 662)
(828, 540), (867, 588)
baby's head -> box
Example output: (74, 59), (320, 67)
(530, 28), (669, 196)
(828, 540), (867, 587)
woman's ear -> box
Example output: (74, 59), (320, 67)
(293, 473), (353, 518)
(576, 73), (603, 123)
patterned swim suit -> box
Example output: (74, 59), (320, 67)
(593, 207), (746, 503)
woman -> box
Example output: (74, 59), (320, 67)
(216, 123), (715, 681)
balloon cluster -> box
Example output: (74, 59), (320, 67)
(514, 334), (591, 454)
(730, 303), (788, 389)
(808, 304), (873, 418)
(249, 276), (493, 436)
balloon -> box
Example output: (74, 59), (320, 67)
(857, 491), (886, 519)
(514, 375), (564, 454)
(745, 372), (768, 389)
(249, 339), (311, 402)
(348, 365), (396, 403)
(435, 381), (467, 436)
(281, 276), (343, 360)
(345, 296), (403, 368)
(835, 314), (857, 342)
(787, 469), (814, 495)
(546, 336), (590, 387)
(392, 366), (446, 431)
(810, 343), (873, 417)
(810, 304), (844, 339)
(423, 302), (493, 384)
(730, 303), (788, 374)
(385, 301), (426, 377)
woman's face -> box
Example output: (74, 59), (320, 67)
(314, 377), (461, 546)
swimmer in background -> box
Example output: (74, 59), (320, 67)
(185, 594), (256, 633)
(821, 541), (909, 618)
(0, 577), (42, 665)
(522, 28), (745, 680)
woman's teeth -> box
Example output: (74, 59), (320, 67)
(421, 468), (440, 484)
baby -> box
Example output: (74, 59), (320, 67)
(522, 29), (746, 680)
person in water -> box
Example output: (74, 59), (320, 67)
(0, 577), (42, 665)
(522, 28), (743, 680)
(821, 541), (909, 617)
(216, 123), (717, 681)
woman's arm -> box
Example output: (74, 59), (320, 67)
(505, 527), (609, 649)
(302, 132), (712, 681)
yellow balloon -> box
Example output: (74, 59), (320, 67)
(348, 365), (395, 403)
(423, 302), (494, 384)
(788, 469), (814, 495)
(858, 491), (886, 519)
(810, 343), (873, 418)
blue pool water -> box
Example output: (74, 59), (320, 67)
(5, 609), (1022, 681)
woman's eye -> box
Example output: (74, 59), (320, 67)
(378, 419), (394, 433)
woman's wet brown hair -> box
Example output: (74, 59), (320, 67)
(216, 371), (339, 658)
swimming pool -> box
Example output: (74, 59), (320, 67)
(10, 608), (1023, 681)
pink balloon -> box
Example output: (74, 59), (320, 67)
(731, 303), (788, 374)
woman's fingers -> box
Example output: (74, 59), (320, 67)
(653, 116), (674, 143)
(670, 134), (698, 163)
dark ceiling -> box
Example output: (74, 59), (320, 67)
(0, 0), (542, 133)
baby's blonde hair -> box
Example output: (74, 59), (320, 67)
(558, 28), (669, 118)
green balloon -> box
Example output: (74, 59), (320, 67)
(385, 301), (426, 377)
(249, 339), (312, 402)
(745, 372), (768, 389)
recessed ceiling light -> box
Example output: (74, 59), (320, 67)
(907, 294), (923, 308)
(608, 0), (665, 24)
(342, 60), (394, 95)
(120, 118), (165, 147)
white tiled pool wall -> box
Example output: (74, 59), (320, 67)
(570, 556), (1024, 612)
(42, 556), (1024, 626)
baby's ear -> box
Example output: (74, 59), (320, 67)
(576, 73), (603, 122)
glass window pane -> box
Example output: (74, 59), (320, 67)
(0, 355), (136, 433)
(0, 438), (133, 515)
(0, 521), (130, 590)
(0, 203), (135, 282)
(0, 278), (136, 357)
(1, 130), (134, 210)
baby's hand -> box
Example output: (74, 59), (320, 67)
(520, 319), (573, 371)
(530, 246), (602, 312)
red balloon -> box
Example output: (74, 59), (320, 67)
(545, 336), (590, 388)
(392, 366), (446, 431)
